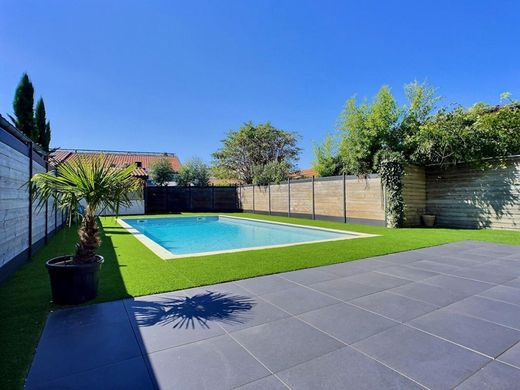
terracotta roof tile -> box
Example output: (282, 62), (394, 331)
(49, 149), (181, 178)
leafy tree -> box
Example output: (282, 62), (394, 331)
(338, 86), (401, 174)
(213, 121), (300, 183)
(252, 160), (291, 185)
(312, 134), (343, 176)
(34, 98), (51, 151)
(177, 158), (210, 186)
(12, 73), (35, 140)
(149, 157), (177, 186)
(410, 102), (520, 166)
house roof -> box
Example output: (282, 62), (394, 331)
(49, 149), (181, 178)
(290, 168), (316, 178)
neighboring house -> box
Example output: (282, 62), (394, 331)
(50, 149), (181, 185)
(50, 149), (182, 215)
(290, 168), (316, 179)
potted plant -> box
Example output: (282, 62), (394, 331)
(421, 213), (436, 227)
(31, 156), (141, 305)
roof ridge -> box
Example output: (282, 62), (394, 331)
(56, 148), (176, 156)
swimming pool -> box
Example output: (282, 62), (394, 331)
(118, 215), (370, 258)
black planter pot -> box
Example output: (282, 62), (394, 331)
(46, 255), (104, 305)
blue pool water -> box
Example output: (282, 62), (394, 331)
(122, 216), (353, 255)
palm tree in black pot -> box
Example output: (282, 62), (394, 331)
(31, 155), (141, 304)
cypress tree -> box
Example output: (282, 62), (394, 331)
(13, 73), (35, 140)
(43, 121), (51, 151)
(35, 98), (50, 150)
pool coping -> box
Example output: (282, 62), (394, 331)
(116, 215), (378, 260)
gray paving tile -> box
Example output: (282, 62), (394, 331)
(504, 277), (520, 288)
(498, 342), (520, 368)
(374, 265), (439, 281)
(353, 325), (490, 389)
(298, 303), (398, 344)
(27, 320), (141, 384)
(234, 375), (288, 390)
(278, 267), (338, 285)
(468, 244), (520, 258)
(446, 266), (516, 284)
(479, 285), (520, 306)
(277, 346), (422, 390)
(260, 285), (339, 315)
(389, 282), (469, 307)
(213, 299), (290, 333)
(405, 260), (463, 274)
(376, 251), (437, 264)
(197, 281), (255, 297)
(446, 296), (520, 330)
(42, 301), (128, 338)
(448, 252), (496, 264)
(125, 296), (227, 353)
(455, 361), (520, 389)
(350, 258), (394, 270)
(349, 291), (438, 322)
(309, 277), (386, 301)
(481, 260), (520, 277)
(147, 335), (269, 390)
(236, 275), (298, 295)
(343, 271), (412, 289)
(26, 356), (154, 390)
(232, 317), (343, 372)
(422, 274), (494, 296)
(429, 256), (485, 268)
(318, 261), (370, 277)
(409, 310), (520, 357)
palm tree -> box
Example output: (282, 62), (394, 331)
(31, 155), (142, 264)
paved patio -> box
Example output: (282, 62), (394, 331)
(26, 241), (520, 389)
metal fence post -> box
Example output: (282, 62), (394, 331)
(268, 183), (271, 215)
(28, 142), (33, 258)
(312, 176), (315, 220)
(288, 178), (291, 217)
(252, 185), (255, 213)
(211, 184), (215, 211)
(343, 173), (347, 223)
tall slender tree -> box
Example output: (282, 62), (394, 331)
(35, 98), (50, 150)
(12, 73), (36, 140)
(43, 121), (51, 151)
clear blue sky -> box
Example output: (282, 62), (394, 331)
(1, 1), (519, 168)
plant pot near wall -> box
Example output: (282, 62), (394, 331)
(46, 255), (104, 305)
(422, 214), (436, 227)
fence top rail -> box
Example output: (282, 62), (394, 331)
(239, 173), (381, 187)
(0, 114), (47, 156)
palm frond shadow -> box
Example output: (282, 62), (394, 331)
(131, 291), (256, 329)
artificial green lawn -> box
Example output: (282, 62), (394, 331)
(1, 212), (519, 389)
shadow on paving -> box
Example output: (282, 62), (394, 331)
(132, 291), (256, 329)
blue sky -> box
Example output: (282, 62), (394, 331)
(1, 1), (519, 168)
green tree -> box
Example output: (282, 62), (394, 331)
(149, 157), (176, 186)
(312, 134), (343, 176)
(177, 158), (211, 186)
(338, 86), (401, 174)
(213, 121), (300, 183)
(12, 73), (35, 140)
(34, 98), (51, 151)
(410, 102), (520, 166)
(252, 160), (291, 185)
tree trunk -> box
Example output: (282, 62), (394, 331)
(74, 213), (100, 263)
